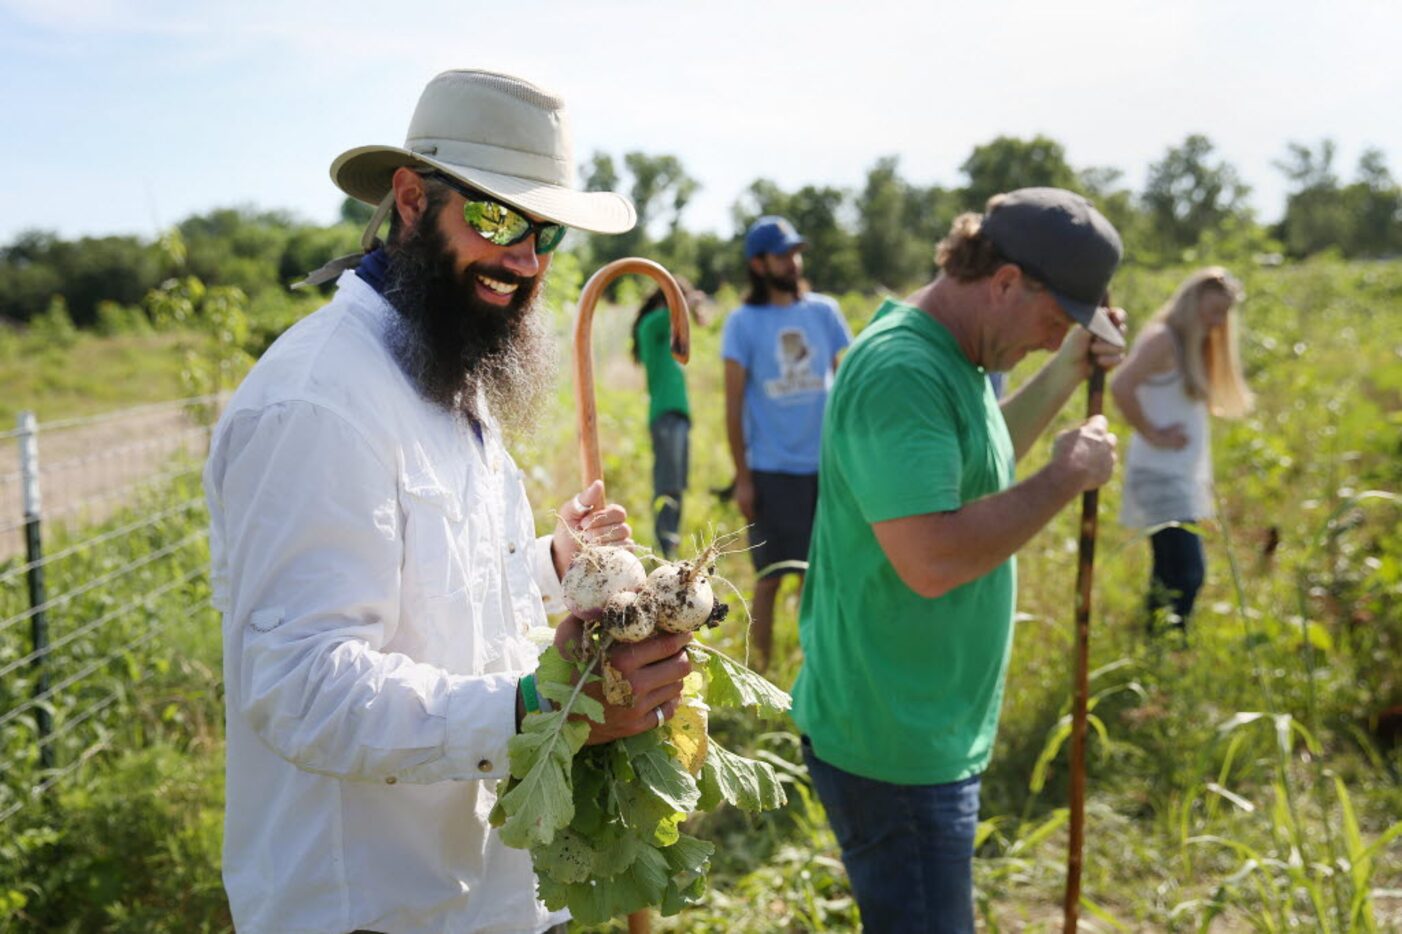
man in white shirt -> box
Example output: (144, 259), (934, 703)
(204, 69), (693, 934)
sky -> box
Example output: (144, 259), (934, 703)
(2, 0), (1400, 245)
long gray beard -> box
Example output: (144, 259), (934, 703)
(380, 230), (557, 435)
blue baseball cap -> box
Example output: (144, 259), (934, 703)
(744, 215), (806, 261)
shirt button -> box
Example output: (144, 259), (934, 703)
(477, 759), (493, 773)
(385, 776), (397, 785)
(507, 542), (517, 554)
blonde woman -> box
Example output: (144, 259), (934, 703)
(1112, 268), (1253, 632)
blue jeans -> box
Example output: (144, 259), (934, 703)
(1148, 525), (1205, 631)
(649, 411), (689, 559)
(802, 737), (980, 933)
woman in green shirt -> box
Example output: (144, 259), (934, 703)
(631, 279), (705, 558)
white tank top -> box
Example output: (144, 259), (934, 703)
(1120, 367), (1214, 529)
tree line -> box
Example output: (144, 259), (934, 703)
(2, 133), (1399, 329)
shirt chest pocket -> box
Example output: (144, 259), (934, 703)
(399, 479), (505, 671)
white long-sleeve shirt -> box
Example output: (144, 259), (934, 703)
(204, 271), (569, 934)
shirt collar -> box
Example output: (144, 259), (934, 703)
(355, 247), (390, 295)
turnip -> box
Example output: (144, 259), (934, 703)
(647, 561), (717, 634)
(492, 526), (790, 923)
(557, 531), (741, 704)
(561, 544), (646, 619)
(648, 534), (736, 635)
(600, 589), (655, 644)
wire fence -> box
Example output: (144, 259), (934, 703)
(0, 396), (223, 826)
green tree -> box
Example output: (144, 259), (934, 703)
(340, 196), (375, 226)
(278, 223), (363, 288)
(178, 207), (301, 296)
(1342, 148), (1402, 256)
(1275, 140), (1350, 257)
(578, 151), (700, 280)
(1142, 134), (1252, 256)
(29, 293), (79, 347)
(959, 135), (1080, 210)
(0, 230), (65, 323)
(582, 152), (621, 195)
(690, 231), (742, 295)
(625, 152), (698, 236)
(0, 230), (160, 326)
(857, 157), (929, 291)
(1077, 165), (1150, 261)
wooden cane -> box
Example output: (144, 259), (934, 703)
(573, 258), (691, 490)
(1063, 301), (1111, 932)
(571, 257), (691, 934)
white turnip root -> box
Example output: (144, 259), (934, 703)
(600, 589), (655, 644)
(647, 561), (717, 634)
(561, 545), (646, 619)
(558, 533), (735, 708)
(647, 534), (733, 635)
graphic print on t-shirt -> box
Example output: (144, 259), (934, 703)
(764, 327), (825, 399)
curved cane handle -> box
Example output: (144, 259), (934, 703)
(572, 257), (691, 491)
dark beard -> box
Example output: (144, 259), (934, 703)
(380, 220), (556, 433)
(765, 270), (801, 296)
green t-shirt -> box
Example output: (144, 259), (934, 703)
(637, 308), (689, 423)
(791, 299), (1017, 785)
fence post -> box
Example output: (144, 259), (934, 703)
(18, 411), (54, 771)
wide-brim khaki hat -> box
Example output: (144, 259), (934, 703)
(330, 69), (636, 235)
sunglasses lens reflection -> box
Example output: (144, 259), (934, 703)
(464, 201), (528, 245)
(462, 198), (564, 254)
(536, 225), (565, 253)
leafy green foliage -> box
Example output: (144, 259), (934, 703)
(1142, 133), (1253, 257)
(492, 642), (788, 924)
(692, 643), (791, 717)
(27, 295), (79, 348)
(960, 135), (1082, 209)
(1276, 141), (1402, 259)
(0, 471), (228, 932)
(0, 746), (230, 933)
(856, 156), (940, 291)
(7, 135), (1401, 344)
(697, 740), (787, 813)
(0, 231), (161, 327)
(497, 710), (592, 849)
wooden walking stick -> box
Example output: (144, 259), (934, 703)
(1063, 298), (1111, 932)
(571, 256), (691, 934)
(573, 258), (691, 489)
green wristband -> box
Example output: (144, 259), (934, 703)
(520, 673), (542, 715)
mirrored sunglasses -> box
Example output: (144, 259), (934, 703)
(426, 173), (566, 254)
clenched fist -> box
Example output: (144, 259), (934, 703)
(1050, 414), (1118, 493)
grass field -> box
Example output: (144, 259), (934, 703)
(0, 330), (220, 426)
(0, 256), (1398, 931)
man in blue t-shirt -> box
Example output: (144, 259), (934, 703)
(722, 216), (852, 671)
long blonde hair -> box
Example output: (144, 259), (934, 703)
(1152, 267), (1253, 418)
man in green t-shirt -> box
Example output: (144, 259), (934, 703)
(791, 188), (1128, 932)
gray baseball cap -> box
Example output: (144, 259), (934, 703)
(980, 188), (1124, 347)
